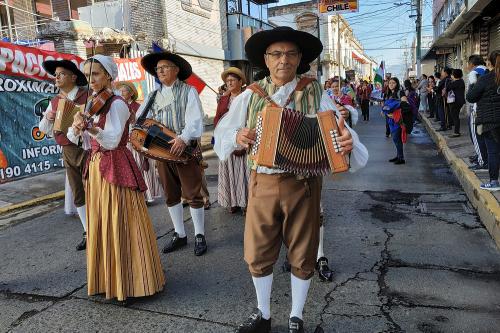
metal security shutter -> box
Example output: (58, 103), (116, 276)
(445, 53), (454, 67)
(490, 20), (500, 52)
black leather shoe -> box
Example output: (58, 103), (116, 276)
(282, 256), (291, 272)
(76, 233), (86, 251)
(194, 234), (207, 256)
(394, 158), (406, 165)
(162, 232), (187, 253)
(389, 157), (398, 162)
(289, 317), (304, 333)
(235, 308), (271, 333)
(316, 257), (334, 282)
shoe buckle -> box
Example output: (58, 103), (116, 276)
(319, 260), (327, 266)
(290, 322), (299, 330)
(249, 313), (259, 321)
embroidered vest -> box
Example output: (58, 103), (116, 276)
(85, 96), (147, 192)
(149, 80), (192, 134)
(50, 87), (88, 146)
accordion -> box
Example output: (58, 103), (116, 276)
(250, 106), (349, 176)
(53, 98), (82, 134)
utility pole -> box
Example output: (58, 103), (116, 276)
(415, 0), (422, 77)
(337, 13), (341, 78)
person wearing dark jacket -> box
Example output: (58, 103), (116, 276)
(436, 67), (452, 131)
(447, 69), (466, 137)
(466, 50), (500, 191)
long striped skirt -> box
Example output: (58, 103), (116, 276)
(130, 148), (163, 202)
(86, 153), (165, 301)
(218, 153), (250, 209)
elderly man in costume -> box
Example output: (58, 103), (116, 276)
(214, 26), (368, 333)
(39, 59), (89, 251)
(139, 52), (207, 256)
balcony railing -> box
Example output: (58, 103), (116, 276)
(227, 13), (274, 30)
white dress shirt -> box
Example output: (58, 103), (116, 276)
(214, 77), (369, 174)
(137, 83), (204, 144)
(67, 97), (130, 150)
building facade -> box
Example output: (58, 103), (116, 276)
(423, 0), (499, 71)
(268, 2), (376, 83)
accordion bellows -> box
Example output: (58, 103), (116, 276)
(250, 107), (349, 176)
(53, 99), (81, 134)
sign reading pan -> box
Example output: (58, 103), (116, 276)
(319, 0), (358, 15)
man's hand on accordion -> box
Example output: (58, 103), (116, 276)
(236, 128), (256, 149)
(169, 136), (187, 156)
(337, 118), (353, 156)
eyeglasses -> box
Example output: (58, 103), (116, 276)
(225, 78), (240, 84)
(265, 50), (300, 60)
(155, 65), (177, 72)
(54, 72), (69, 78)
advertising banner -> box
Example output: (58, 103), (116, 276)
(319, 0), (358, 15)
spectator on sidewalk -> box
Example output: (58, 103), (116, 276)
(467, 55), (489, 170)
(433, 72), (442, 123)
(427, 76), (437, 118)
(417, 74), (429, 114)
(447, 69), (466, 138)
(437, 67), (453, 131)
(466, 50), (500, 191)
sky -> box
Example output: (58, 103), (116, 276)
(268, 0), (434, 78)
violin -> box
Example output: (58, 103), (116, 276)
(85, 88), (114, 117)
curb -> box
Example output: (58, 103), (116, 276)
(0, 191), (65, 215)
(421, 116), (500, 248)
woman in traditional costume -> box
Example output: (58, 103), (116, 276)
(69, 55), (165, 301)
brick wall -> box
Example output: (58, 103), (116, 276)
(128, 0), (167, 48)
(164, 0), (228, 120)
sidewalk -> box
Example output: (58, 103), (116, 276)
(0, 126), (215, 215)
(421, 113), (500, 248)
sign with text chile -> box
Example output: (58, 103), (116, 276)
(319, 0), (359, 15)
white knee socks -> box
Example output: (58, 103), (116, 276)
(252, 274), (273, 320)
(168, 203), (186, 238)
(76, 205), (86, 232)
(190, 207), (205, 236)
(317, 225), (325, 260)
(290, 274), (311, 320)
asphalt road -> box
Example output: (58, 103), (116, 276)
(1, 105), (500, 333)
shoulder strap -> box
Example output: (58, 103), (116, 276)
(283, 77), (316, 108)
(137, 90), (159, 123)
(246, 82), (277, 107)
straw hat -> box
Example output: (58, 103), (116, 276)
(116, 81), (138, 101)
(221, 67), (246, 85)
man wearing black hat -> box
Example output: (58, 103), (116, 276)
(214, 27), (368, 333)
(39, 60), (89, 251)
(139, 52), (207, 256)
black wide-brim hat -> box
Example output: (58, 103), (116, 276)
(42, 59), (87, 86)
(141, 52), (192, 81)
(245, 26), (323, 75)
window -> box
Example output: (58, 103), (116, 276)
(249, 1), (260, 19)
(241, 0), (249, 15)
(227, 0), (239, 13)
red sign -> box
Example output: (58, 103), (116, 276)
(0, 41), (84, 82)
(114, 58), (146, 82)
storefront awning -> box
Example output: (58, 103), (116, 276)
(352, 51), (368, 64)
